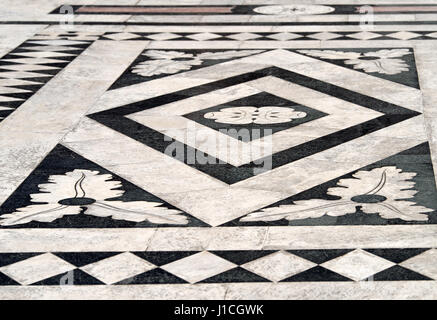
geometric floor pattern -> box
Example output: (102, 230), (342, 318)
(1, 0), (437, 299)
(0, 248), (435, 285)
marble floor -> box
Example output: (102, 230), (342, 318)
(0, 0), (437, 300)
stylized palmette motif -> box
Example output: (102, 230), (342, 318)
(204, 106), (307, 125)
(0, 169), (188, 226)
(241, 166), (434, 222)
(132, 50), (264, 77)
(298, 49), (412, 75)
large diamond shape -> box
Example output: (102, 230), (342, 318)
(82, 49), (424, 225)
(80, 252), (156, 284)
(0, 253), (75, 285)
(125, 73), (380, 169)
(160, 251), (236, 283)
(90, 50), (417, 184)
(321, 249), (395, 281)
(241, 251), (316, 282)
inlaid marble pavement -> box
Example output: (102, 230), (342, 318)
(1, 0), (437, 300)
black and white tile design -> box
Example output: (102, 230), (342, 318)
(0, 144), (208, 228)
(0, 0), (437, 300)
(0, 248), (435, 285)
(87, 49), (421, 185)
(0, 32), (94, 123)
(100, 31), (437, 41)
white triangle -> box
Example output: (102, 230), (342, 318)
(0, 79), (42, 86)
(0, 64), (59, 71)
(10, 51), (75, 58)
(27, 40), (89, 46)
(426, 32), (437, 38)
(21, 46), (81, 52)
(3, 57), (69, 64)
(0, 87), (31, 94)
(0, 71), (51, 78)
(0, 95), (23, 102)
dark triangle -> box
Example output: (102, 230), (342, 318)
(132, 251), (199, 266)
(287, 249), (354, 264)
(108, 49), (264, 91)
(0, 272), (20, 285)
(226, 142), (437, 227)
(53, 252), (121, 267)
(0, 144), (208, 228)
(116, 268), (187, 284)
(31, 269), (104, 285)
(363, 248), (429, 264)
(200, 267), (270, 283)
(369, 265), (432, 281)
(209, 250), (275, 265)
(0, 253), (42, 267)
(281, 266), (352, 282)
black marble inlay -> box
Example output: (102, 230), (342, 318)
(287, 249), (354, 264)
(230, 143), (437, 227)
(32, 269), (105, 285)
(108, 49), (264, 90)
(0, 272), (20, 286)
(89, 63), (420, 185)
(369, 265), (432, 281)
(53, 252), (120, 267)
(133, 251), (199, 266)
(297, 47), (420, 89)
(281, 266), (352, 282)
(50, 5), (437, 16)
(0, 145), (208, 228)
(200, 267), (270, 283)
(0, 39), (92, 125)
(210, 250), (275, 265)
(364, 248), (429, 263)
(116, 268), (187, 285)
(0, 253), (42, 267)
(183, 92), (328, 141)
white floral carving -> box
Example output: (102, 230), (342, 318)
(132, 50), (264, 77)
(0, 169), (188, 226)
(254, 5), (335, 15)
(240, 166), (434, 222)
(298, 49), (412, 75)
(204, 106), (307, 125)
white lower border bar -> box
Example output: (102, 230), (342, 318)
(0, 225), (436, 252)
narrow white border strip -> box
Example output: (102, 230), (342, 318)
(1, 281), (436, 300)
(0, 225), (436, 252)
